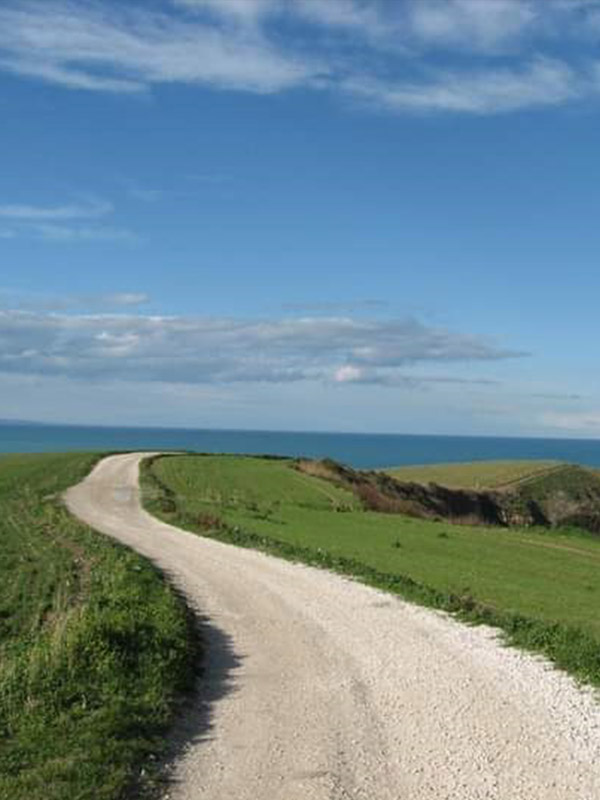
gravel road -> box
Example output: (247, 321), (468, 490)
(65, 453), (600, 800)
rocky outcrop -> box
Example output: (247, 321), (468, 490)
(296, 459), (600, 534)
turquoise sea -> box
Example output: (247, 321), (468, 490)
(2, 422), (600, 469)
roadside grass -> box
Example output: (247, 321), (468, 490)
(385, 459), (563, 490)
(0, 453), (199, 800)
(142, 454), (600, 688)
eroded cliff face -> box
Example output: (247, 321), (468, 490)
(296, 459), (600, 534)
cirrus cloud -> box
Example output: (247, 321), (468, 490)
(343, 56), (583, 114)
(0, 1), (600, 114)
(0, 198), (112, 221)
(0, 0), (327, 95)
(0, 196), (139, 244)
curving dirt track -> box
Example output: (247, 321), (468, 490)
(65, 453), (600, 800)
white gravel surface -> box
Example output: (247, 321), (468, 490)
(65, 453), (600, 800)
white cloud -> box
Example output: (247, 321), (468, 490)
(0, 310), (523, 385)
(293, 0), (393, 40)
(0, 1), (326, 95)
(0, 0), (599, 115)
(334, 364), (366, 383)
(328, 365), (495, 386)
(407, 0), (538, 52)
(344, 56), (582, 113)
(0, 196), (139, 244)
(0, 198), (112, 221)
(0, 58), (144, 93)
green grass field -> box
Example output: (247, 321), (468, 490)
(0, 453), (197, 800)
(385, 459), (563, 489)
(143, 454), (600, 686)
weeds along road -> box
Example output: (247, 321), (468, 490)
(65, 453), (600, 800)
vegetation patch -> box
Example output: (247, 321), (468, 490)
(0, 453), (199, 800)
(142, 454), (600, 688)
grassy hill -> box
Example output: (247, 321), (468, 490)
(503, 464), (600, 530)
(0, 453), (197, 800)
(143, 453), (600, 687)
(383, 460), (600, 531)
(385, 460), (562, 490)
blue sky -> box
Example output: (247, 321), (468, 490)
(1, 0), (600, 435)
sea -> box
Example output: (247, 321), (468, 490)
(2, 422), (600, 470)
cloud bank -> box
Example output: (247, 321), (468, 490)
(0, 0), (599, 114)
(0, 309), (522, 386)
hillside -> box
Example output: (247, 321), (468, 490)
(298, 459), (600, 533)
(385, 460), (562, 490)
(143, 453), (600, 686)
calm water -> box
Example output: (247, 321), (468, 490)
(2, 423), (600, 469)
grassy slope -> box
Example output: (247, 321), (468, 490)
(516, 464), (600, 504)
(143, 454), (600, 686)
(0, 453), (198, 800)
(385, 460), (562, 489)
